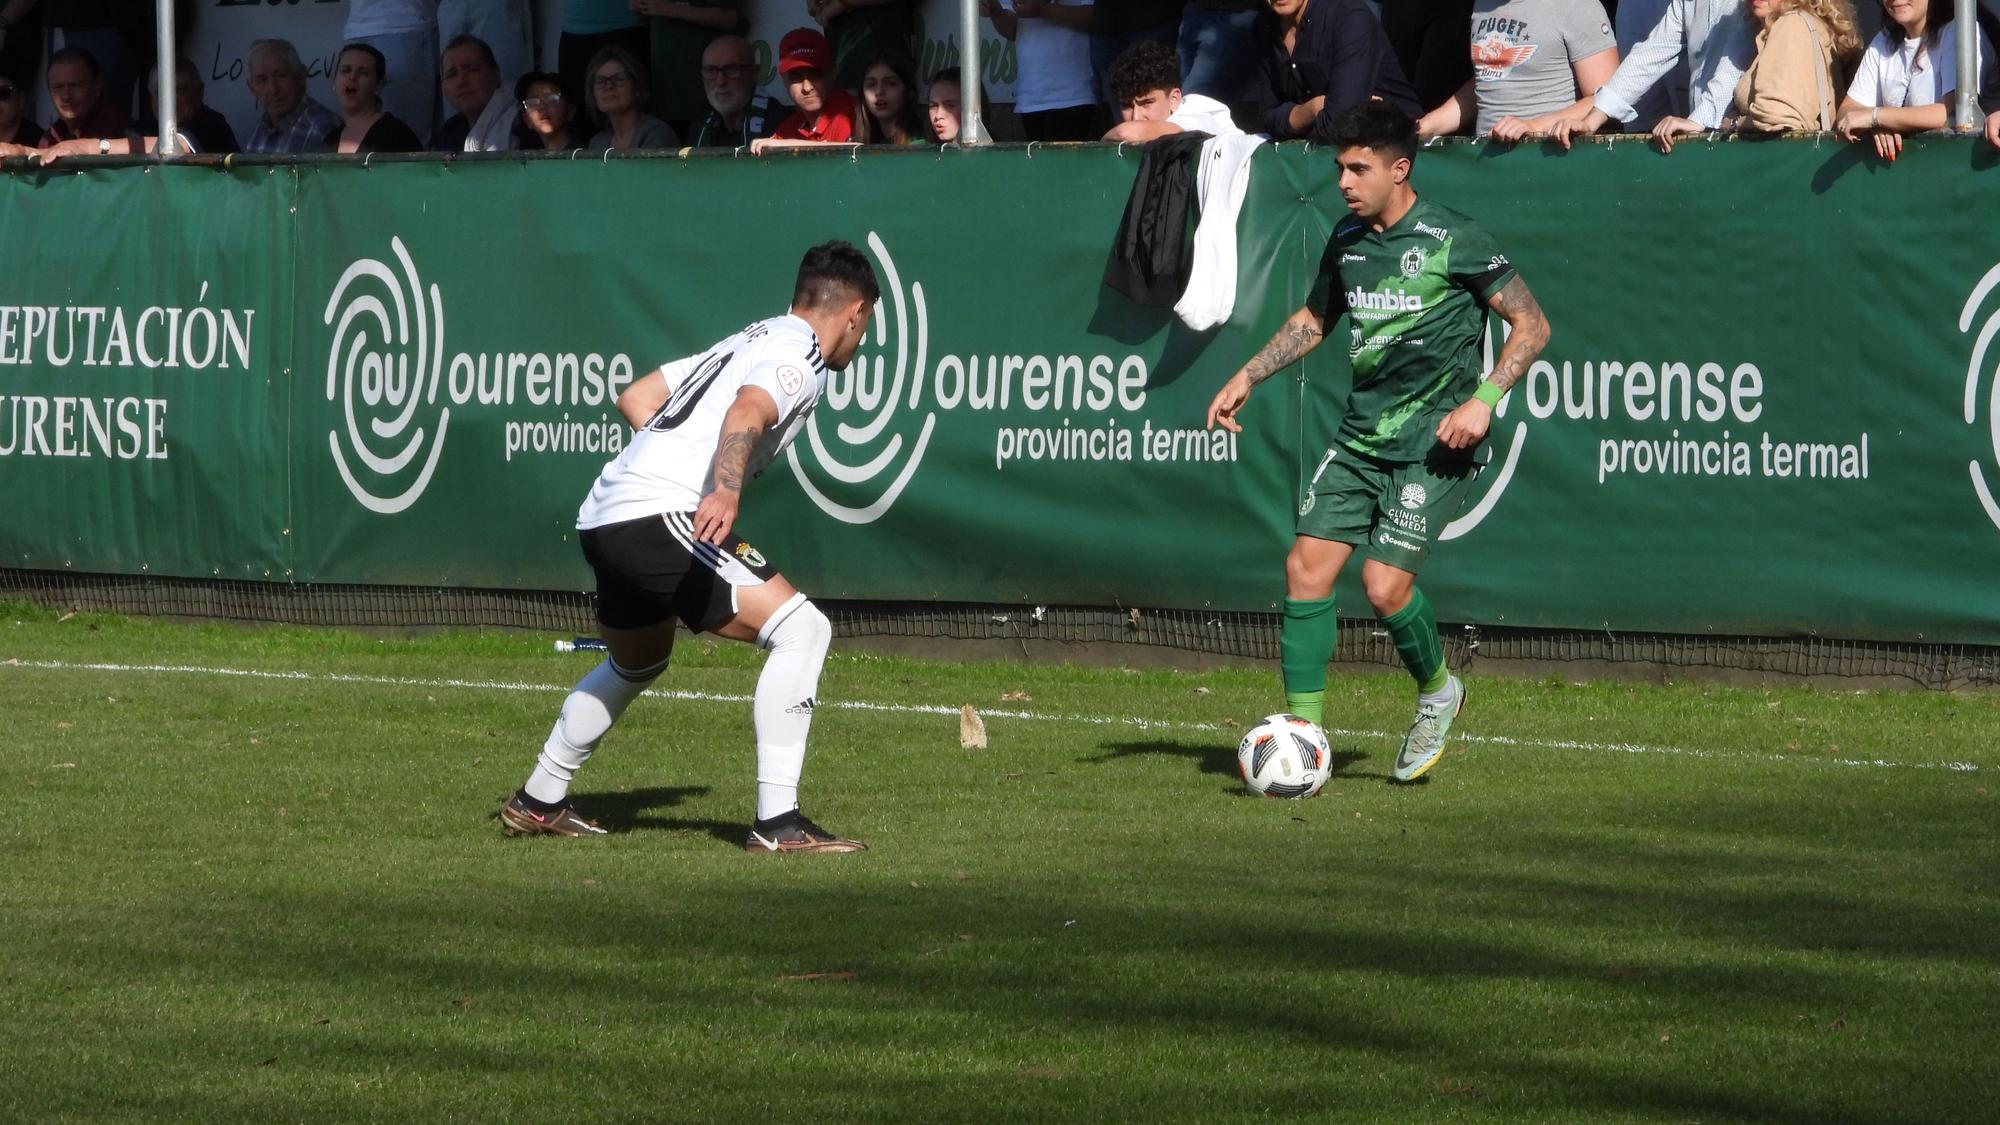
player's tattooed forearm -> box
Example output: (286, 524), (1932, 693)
(1244, 318), (1324, 386)
(712, 428), (759, 492)
(1486, 277), (1549, 393)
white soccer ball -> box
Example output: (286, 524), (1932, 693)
(1237, 714), (1334, 799)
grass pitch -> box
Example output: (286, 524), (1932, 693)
(3, 602), (1997, 1123)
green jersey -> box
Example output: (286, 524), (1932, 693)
(1305, 197), (1516, 462)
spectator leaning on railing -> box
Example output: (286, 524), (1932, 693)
(1654, 0), (1860, 150)
(585, 46), (682, 150)
(40, 46), (130, 147)
(1238, 0), (1420, 144)
(1417, 0), (1620, 141)
(1552, 0), (1753, 148)
(752, 27), (862, 151)
(329, 42), (424, 154)
(1101, 37), (1242, 140)
(516, 71), (584, 151)
(244, 39), (340, 155)
(433, 34), (519, 152)
(689, 34), (785, 147)
(1834, 0), (1994, 159)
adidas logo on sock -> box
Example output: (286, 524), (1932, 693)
(785, 697), (817, 714)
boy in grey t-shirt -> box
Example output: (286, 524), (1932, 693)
(1417, 0), (1619, 137)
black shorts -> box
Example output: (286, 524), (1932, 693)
(580, 511), (781, 632)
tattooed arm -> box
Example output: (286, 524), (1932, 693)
(692, 386), (780, 544)
(1436, 275), (1551, 450)
(1206, 306), (1328, 433)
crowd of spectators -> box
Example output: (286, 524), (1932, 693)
(2, 0), (1999, 161)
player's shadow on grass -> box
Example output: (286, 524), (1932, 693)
(576, 786), (733, 841)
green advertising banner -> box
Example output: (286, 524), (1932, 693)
(5, 140), (2000, 644)
(0, 164), (294, 581)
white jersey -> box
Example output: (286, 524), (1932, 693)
(577, 314), (826, 529)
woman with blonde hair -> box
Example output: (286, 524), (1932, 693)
(1654, 0), (1861, 150)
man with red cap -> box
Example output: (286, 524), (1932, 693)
(751, 28), (861, 150)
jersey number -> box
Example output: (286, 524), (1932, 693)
(644, 350), (732, 432)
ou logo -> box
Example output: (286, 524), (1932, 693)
(1962, 262), (2000, 533)
(785, 232), (935, 524)
(323, 237), (449, 515)
(1440, 313), (1528, 540)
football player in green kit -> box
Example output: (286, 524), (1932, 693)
(1207, 100), (1550, 782)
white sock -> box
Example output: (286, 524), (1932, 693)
(1419, 676), (1458, 708)
(752, 593), (829, 821)
(523, 655), (665, 805)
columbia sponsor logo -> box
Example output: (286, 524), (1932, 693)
(1347, 287), (1426, 313)
(785, 697), (817, 715)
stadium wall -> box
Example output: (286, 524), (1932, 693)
(4, 140), (2000, 656)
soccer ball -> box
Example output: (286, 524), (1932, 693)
(1237, 714), (1333, 799)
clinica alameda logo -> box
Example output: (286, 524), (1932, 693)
(324, 237), (635, 514)
(786, 232), (1232, 524)
(1960, 261), (2000, 532)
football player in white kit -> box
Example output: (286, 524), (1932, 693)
(500, 241), (878, 852)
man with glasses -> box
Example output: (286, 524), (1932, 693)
(689, 34), (784, 146)
(431, 33), (517, 151)
(638, 0), (746, 138)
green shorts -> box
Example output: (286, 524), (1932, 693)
(1295, 445), (1480, 574)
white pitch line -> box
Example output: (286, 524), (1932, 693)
(3, 658), (1981, 774)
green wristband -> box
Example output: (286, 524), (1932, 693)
(1473, 380), (1506, 407)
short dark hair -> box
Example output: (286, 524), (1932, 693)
(515, 70), (568, 102)
(1326, 100), (1418, 166)
(48, 46), (102, 80)
(443, 33), (499, 73)
(792, 241), (881, 311)
(1105, 40), (1180, 107)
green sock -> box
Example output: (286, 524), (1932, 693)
(1382, 587), (1449, 694)
(1280, 595), (1338, 724)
